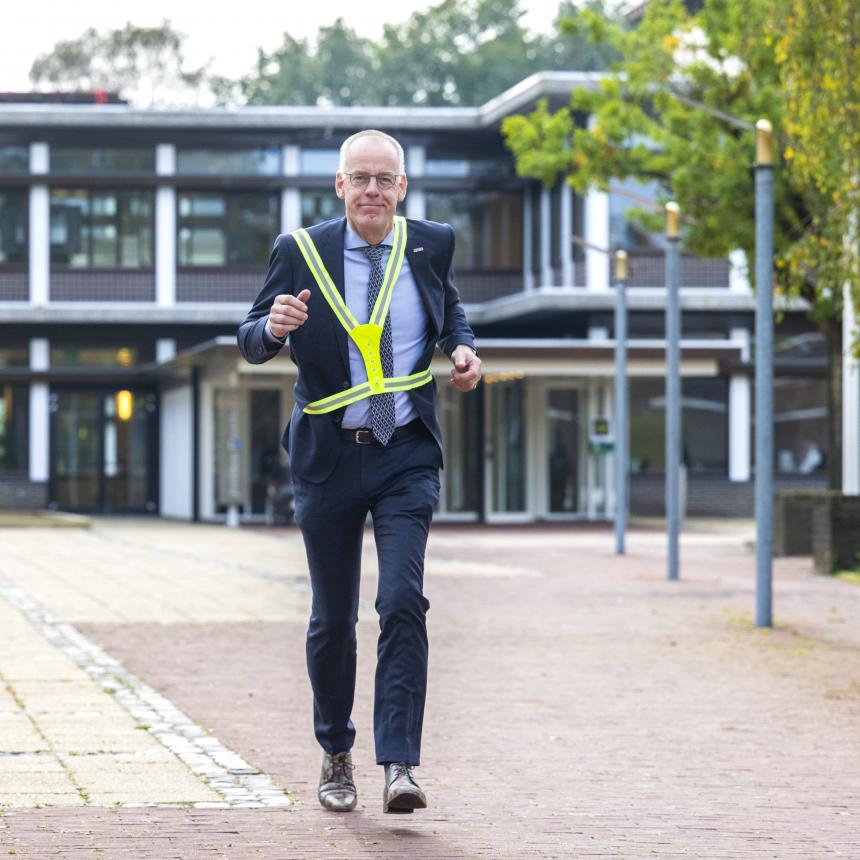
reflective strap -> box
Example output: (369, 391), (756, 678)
(291, 228), (358, 333)
(304, 369), (433, 415)
(292, 216), (427, 417)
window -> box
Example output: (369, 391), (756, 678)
(629, 377), (728, 474)
(426, 190), (523, 269)
(609, 177), (666, 253)
(177, 192), (279, 266)
(425, 157), (512, 179)
(0, 147), (29, 174)
(0, 345), (28, 367)
(301, 190), (344, 227)
(300, 149), (340, 175)
(0, 191), (27, 263)
(176, 148), (280, 176)
(0, 384), (29, 476)
(773, 377), (828, 475)
(50, 189), (154, 268)
(51, 148), (155, 175)
(50, 346), (140, 367)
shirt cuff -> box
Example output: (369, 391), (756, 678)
(263, 319), (287, 346)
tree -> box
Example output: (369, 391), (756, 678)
(501, 0), (857, 488)
(215, 0), (611, 108)
(29, 20), (210, 108)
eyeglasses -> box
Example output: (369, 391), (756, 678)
(342, 172), (401, 191)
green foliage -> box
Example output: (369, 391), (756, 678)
(29, 20), (208, 107)
(502, 0), (858, 321)
(217, 0), (612, 108)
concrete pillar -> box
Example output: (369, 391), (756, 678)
(29, 143), (49, 306)
(729, 248), (752, 293)
(843, 279), (860, 494)
(523, 187), (534, 291)
(281, 144), (301, 233)
(585, 185), (610, 291)
(406, 145), (426, 221)
(29, 338), (49, 484)
(540, 186), (552, 286)
(155, 144), (176, 307)
(729, 328), (752, 482)
(156, 338), (177, 364)
(560, 181), (574, 287)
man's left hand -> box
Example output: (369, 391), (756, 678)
(450, 345), (482, 392)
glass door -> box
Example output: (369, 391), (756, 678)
(51, 388), (156, 513)
(546, 387), (581, 516)
(53, 391), (101, 510)
(484, 378), (530, 522)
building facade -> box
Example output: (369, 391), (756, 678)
(0, 73), (831, 522)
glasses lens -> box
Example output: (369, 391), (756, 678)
(347, 173), (397, 190)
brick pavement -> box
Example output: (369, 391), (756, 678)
(0, 519), (859, 858)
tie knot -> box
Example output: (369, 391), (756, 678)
(361, 244), (385, 264)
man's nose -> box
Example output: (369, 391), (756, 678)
(364, 177), (382, 194)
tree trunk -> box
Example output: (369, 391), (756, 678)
(823, 319), (843, 490)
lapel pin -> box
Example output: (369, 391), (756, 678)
(412, 246), (424, 253)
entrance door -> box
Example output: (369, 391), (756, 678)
(546, 387), (581, 516)
(51, 388), (157, 513)
(484, 378), (530, 522)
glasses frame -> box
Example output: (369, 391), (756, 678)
(341, 172), (403, 191)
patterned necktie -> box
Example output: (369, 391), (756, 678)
(361, 244), (397, 444)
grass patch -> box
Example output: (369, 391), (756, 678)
(835, 571), (860, 585)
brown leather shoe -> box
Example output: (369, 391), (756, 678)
(382, 762), (427, 814)
(318, 751), (357, 812)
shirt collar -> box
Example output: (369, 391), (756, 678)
(344, 221), (394, 251)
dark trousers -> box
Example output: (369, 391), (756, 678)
(292, 420), (441, 766)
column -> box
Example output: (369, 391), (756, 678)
(282, 144), (301, 233)
(29, 338), (49, 484)
(540, 186), (552, 286)
(584, 184), (610, 291)
(522, 187), (534, 291)
(406, 145), (426, 221)
(29, 143), (49, 306)
(728, 327), (752, 482)
(729, 248), (752, 293)
(156, 338), (177, 364)
(560, 181), (574, 287)
(843, 279), (860, 494)
(155, 144), (176, 307)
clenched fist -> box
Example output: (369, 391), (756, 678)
(268, 289), (312, 339)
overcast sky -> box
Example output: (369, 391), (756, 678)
(2, 1), (563, 92)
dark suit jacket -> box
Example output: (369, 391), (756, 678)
(237, 216), (476, 483)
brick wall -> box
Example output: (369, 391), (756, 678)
(0, 480), (48, 509)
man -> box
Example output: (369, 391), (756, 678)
(237, 129), (481, 814)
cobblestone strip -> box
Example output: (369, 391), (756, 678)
(0, 576), (293, 809)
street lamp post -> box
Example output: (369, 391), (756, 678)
(665, 202), (681, 582)
(755, 119), (775, 628)
(614, 249), (629, 555)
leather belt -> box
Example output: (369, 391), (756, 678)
(340, 418), (424, 445)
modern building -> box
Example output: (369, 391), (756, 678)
(0, 73), (833, 523)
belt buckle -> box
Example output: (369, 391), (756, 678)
(354, 429), (374, 445)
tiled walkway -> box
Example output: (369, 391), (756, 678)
(1, 518), (858, 858)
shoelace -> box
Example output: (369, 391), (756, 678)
(388, 762), (414, 784)
(328, 753), (355, 786)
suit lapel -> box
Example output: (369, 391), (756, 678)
(311, 218), (350, 378)
(405, 224), (442, 338)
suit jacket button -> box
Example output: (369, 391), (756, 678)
(333, 415), (341, 425)
(342, 380), (350, 389)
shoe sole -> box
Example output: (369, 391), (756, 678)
(383, 790), (427, 814)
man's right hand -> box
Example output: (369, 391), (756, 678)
(268, 289), (311, 339)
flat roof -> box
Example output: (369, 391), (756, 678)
(0, 72), (602, 131)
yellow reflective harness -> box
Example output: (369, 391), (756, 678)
(291, 216), (433, 415)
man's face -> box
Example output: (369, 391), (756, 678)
(336, 136), (407, 241)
